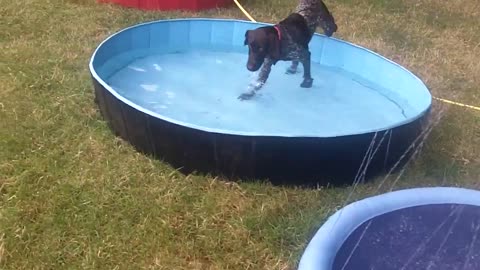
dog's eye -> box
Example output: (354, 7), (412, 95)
(250, 44), (258, 51)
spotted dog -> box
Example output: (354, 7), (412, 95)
(240, 0), (337, 100)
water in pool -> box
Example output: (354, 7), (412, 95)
(105, 50), (413, 137)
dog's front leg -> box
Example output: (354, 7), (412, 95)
(300, 51), (313, 88)
(239, 58), (274, 100)
(256, 58), (274, 88)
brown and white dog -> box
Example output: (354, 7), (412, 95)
(240, 0), (337, 100)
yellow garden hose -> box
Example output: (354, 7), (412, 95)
(433, 97), (480, 111)
(233, 0), (256, 22)
(232, 0), (480, 112)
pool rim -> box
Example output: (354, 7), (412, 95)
(297, 187), (480, 270)
(89, 18), (432, 138)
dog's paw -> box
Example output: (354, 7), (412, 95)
(252, 81), (265, 91)
(286, 66), (298, 74)
(300, 78), (313, 88)
(238, 91), (256, 101)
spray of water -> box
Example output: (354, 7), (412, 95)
(328, 103), (480, 270)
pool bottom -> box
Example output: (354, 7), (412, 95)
(105, 49), (415, 137)
(333, 204), (480, 270)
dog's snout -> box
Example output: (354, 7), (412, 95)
(247, 63), (260, 71)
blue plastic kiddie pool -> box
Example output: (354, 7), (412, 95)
(89, 18), (431, 185)
(298, 187), (480, 270)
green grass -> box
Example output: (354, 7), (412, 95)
(1, 0), (480, 269)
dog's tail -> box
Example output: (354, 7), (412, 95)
(318, 0), (337, 36)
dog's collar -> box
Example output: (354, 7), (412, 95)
(274, 25), (282, 40)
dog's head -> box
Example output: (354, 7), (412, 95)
(318, 3), (338, 37)
(244, 27), (280, 72)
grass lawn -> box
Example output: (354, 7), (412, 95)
(1, 0), (479, 269)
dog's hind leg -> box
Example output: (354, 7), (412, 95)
(286, 60), (299, 74)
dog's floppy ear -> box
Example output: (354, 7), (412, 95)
(244, 30), (250, 45)
(267, 32), (281, 61)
